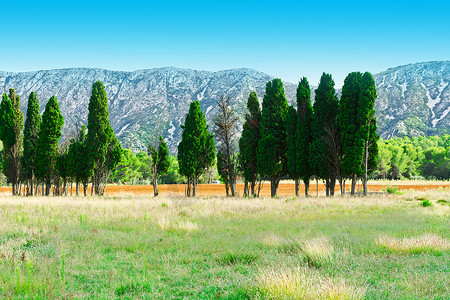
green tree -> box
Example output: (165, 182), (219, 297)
(360, 72), (379, 195)
(178, 101), (216, 196)
(213, 95), (239, 196)
(35, 96), (64, 195)
(148, 136), (170, 196)
(239, 91), (261, 197)
(86, 81), (122, 195)
(67, 125), (92, 196)
(22, 92), (42, 195)
(286, 105), (299, 195)
(310, 73), (339, 196)
(340, 72), (364, 194)
(257, 79), (288, 197)
(217, 150), (230, 195)
(295, 77), (314, 196)
(0, 90), (24, 195)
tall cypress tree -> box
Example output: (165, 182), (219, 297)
(86, 81), (122, 195)
(340, 72), (379, 195)
(257, 79), (288, 197)
(286, 105), (299, 195)
(239, 91), (261, 197)
(178, 101), (215, 196)
(340, 72), (364, 194)
(360, 72), (379, 195)
(0, 90), (24, 195)
(310, 73), (340, 196)
(68, 124), (92, 196)
(22, 92), (42, 195)
(35, 96), (64, 195)
(296, 77), (313, 196)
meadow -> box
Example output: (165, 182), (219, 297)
(0, 187), (449, 299)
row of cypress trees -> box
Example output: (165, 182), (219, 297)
(239, 72), (378, 197)
(0, 81), (122, 196)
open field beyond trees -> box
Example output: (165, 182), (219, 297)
(2, 180), (450, 198)
(0, 186), (449, 299)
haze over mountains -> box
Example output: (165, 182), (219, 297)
(0, 61), (449, 153)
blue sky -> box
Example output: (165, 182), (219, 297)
(2, 0), (449, 87)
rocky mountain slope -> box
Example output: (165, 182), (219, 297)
(0, 61), (449, 153)
(0, 67), (297, 153)
(374, 61), (450, 138)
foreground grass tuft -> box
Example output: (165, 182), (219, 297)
(299, 237), (334, 268)
(255, 267), (366, 300)
(377, 234), (450, 254)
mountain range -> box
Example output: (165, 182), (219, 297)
(0, 61), (449, 153)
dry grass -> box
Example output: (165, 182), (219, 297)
(299, 237), (334, 267)
(256, 266), (366, 300)
(377, 234), (450, 254)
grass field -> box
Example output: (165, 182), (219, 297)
(0, 188), (449, 299)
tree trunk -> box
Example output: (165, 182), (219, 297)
(30, 178), (34, 196)
(304, 179), (309, 197)
(153, 175), (159, 197)
(316, 177), (319, 197)
(192, 177), (198, 197)
(325, 179), (330, 197)
(294, 179), (299, 197)
(243, 180), (248, 197)
(83, 182), (88, 196)
(64, 179), (67, 196)
(45, 178), (51, 196)
(230, 176), (236, 197)
(225, 183), (229, 197)
(186, 178), (191, 197)
(270, 177), (280, 197)
(250, 180), (256, 197)
(330, 177), (336, 196)
(76, 180), (79, 196)
(363, 140), (369, 196)
(351, 174), (357, 195)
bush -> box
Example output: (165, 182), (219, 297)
(420, 198), (432, 207)
(383, 184), (402, 194)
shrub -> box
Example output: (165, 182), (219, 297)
(420, 198), (432, 207)
(383, 184), (402, 194)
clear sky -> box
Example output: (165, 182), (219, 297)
(2, 0), (449, 87)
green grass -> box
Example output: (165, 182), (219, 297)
(0, 190), (449, 299)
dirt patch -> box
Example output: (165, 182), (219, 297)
(3, 181), (446, 197)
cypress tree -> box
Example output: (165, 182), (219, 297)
(340, 72), (364, 194)
(35, 96), (64, 195)
(257, 79), (288, 197)
(86, 81), (122, 195)
(178, 101), (215, 197)
(340, 72), (379, 195)
(295, 77), (314, 196)
(148, 136), (170, 196)
(310, 73), (340, 196)
(239, 91), (261, 197)
(286, 105), (299, 195)
(0, 90), (24, 195)
(360, 72), (379, 195)
(68, 125), (92, 196)
(22, 92), (42, 195)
